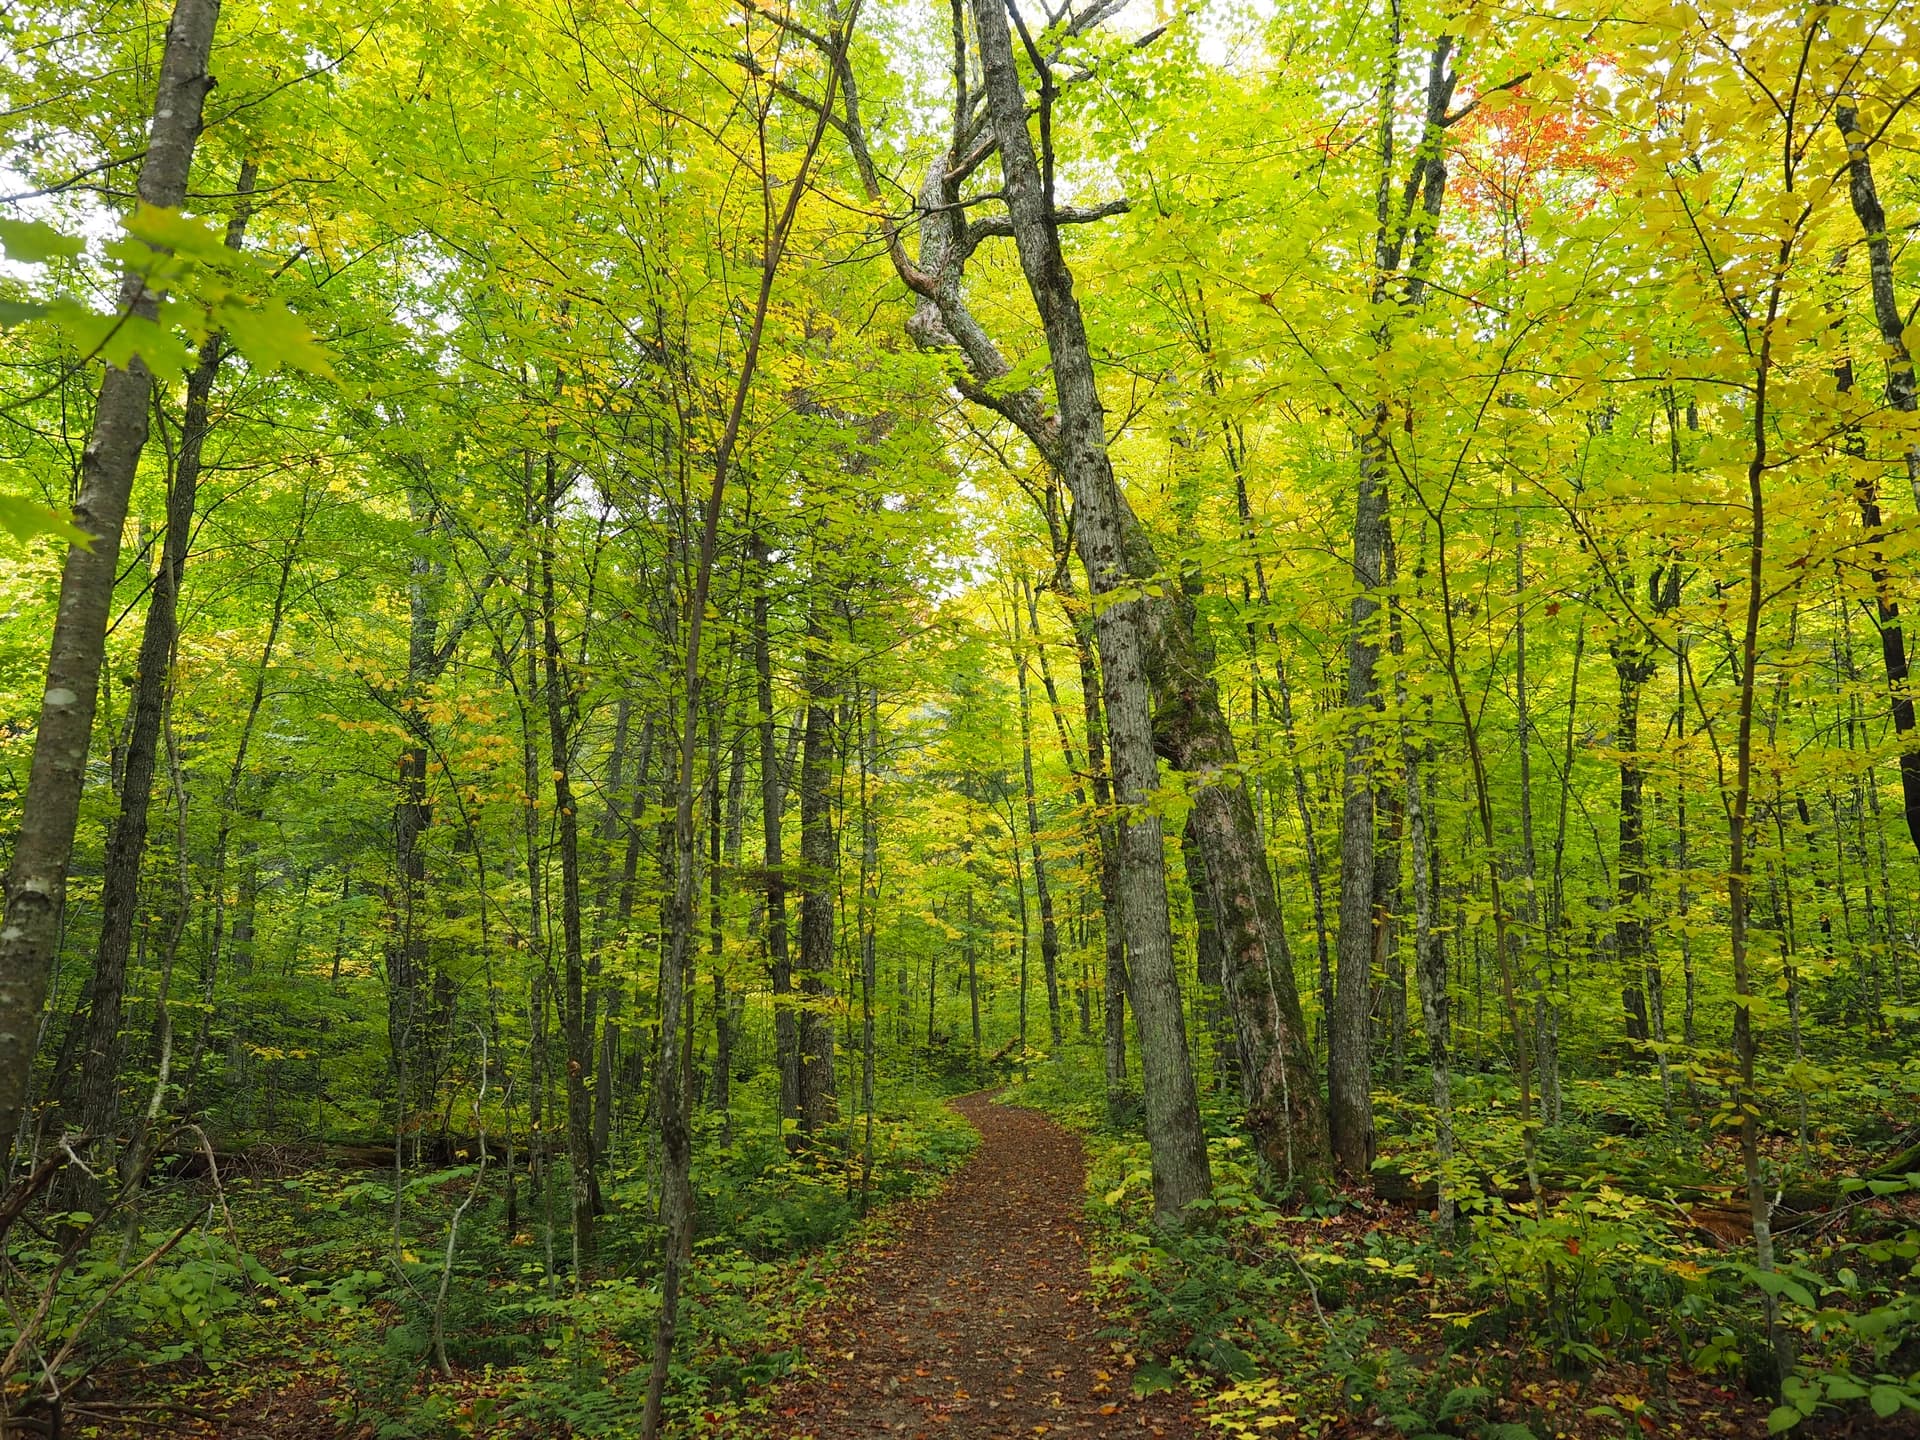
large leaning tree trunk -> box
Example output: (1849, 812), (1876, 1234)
(779, 0), (1326, 1194)
(0, 0), (223, 1149)
(964, 0), (1211, 1215)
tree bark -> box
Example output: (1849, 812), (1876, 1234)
(77, 161), (257, 1159)
(968, 0), (1210, 1216)
(796, 598), (839, 1135)
(752, 535), (800, 1123)
(0, 0), (223, 1151)
(1833, 106), (1920, 859)
(1013, 632), (1063, 1048)
(1331, 435), (1387, 1176)
(538, 447), (595, 1266)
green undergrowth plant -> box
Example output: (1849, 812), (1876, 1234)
(1, 1072), (976, 1439)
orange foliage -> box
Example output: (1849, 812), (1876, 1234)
(1451, 68), (1632, 240)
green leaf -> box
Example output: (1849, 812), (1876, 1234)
(1870, 1386), (1904, 1419)
(0, 217), (84, 264)
(0, 494), (91, 548)
(1130, 1361), (1175, 1397)
(1767, 1404), (1802, 1433)
(121, 204), (238, 265)
(0, 299), (48, 327)
(216, 298), (334, 377)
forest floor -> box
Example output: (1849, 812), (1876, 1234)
(765, 1090), (1206, 1439)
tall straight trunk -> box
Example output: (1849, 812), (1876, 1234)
(1331, 0), (1422, 1179)
(965, 886), (981, 1051)
(1059, 589), (1131, 1111)
(969, 0), (1211, 1215)
(1011, 813), (1029, 1068)
(752, 536), (799, 1122)
(858, 683), (879, 1198)
(601, 719), (653, 1163)
(1510, 504), (1555, 1121)
(1226, 421), (1334, 1043)
(1614, 656), (1654, 1044)
(1725, 236), (1794, 1382)
(1373, 794), (1404, 1086)
(708, 702), (730, 1140)
(1612, 565), (1677, 1054)
(1673, 640), (1697, 1048)
(640, 46), (840, 1423)
(1827, 130), (1920, 860)
(1332, 422), (1387, 1176)
(1399, 672), (1454, 1236)
(1837, 107), (1920, 519)
(796, 600), (839, 1135)
(77, 162), (257, 1157)
(1182, 817), (1239, 1095)
(1013, 635), (1063, 1047)
(1025, 577), (1098, 1043)
(0, 0), (222, 1149)
(538, 448), (595, 1265)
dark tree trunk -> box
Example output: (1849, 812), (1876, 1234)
(1834, 105), (1920, 859)
(538, 448), (595, 1264)
(796, 602), (839, 1135)
(1014, 645), (1063, 1047)
(77, 162), (257, 1159)
(1614, 658), (1652, 1045)
(1331, 432), (1387, 1176)
(753, 535), (800, 1123)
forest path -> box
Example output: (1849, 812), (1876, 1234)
(766, 1091), (1205, 1439)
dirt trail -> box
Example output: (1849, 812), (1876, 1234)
(767, 1092), (1204, 1439)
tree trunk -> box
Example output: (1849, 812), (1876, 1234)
(708, 702), (731, 1141)
(538, 446), (595, 1266)
(1829, 117), (1920, 860)
(1614, 654), (1654, 1047)
(1014, 642), (1063, 1048)
(0, 0), (222, 1151)
(1057, 586), (1132, 1114)
(1331, 431), (1387, 1176)
(752, 535), (800, 1124)
(1182, 816), (1239, 1096)
(77, 161), (257, 1160)
(796, 601), (839, 1136)
(968, 0), (1210, 1216)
